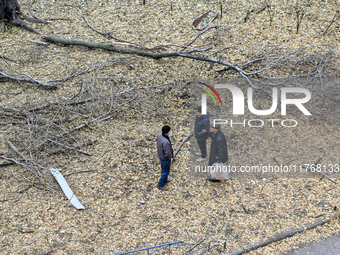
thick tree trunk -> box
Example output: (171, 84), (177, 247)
(0, 0), (17, 20)
(0, 0), (39, 33)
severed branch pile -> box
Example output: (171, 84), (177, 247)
(0, 56), (175, 188)
(1, 8), (339, 190)
(1, 11), (338, 96)
(0, 97), (95, 189)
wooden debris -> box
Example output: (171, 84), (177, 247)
(173, 133), (193, 158)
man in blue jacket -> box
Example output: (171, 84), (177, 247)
(194, 106), (210, 162)
(156, 125), (173, 190)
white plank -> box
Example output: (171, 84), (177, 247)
(49, 167), (85, 210)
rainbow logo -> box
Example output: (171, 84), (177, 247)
(198, 82), (222, 106)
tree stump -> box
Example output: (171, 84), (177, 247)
(0, 0), (40, 33)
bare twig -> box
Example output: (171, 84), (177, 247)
(0, 69), (56, 89)
(46, 138), (92, 156)
(295, 4), (305, 34)
(0, 160), (15, 166)
(181, 225), (210, 254)
(182, 26), (220, 50)
(0, 55), (17, 62)
(244, 5), (269, 23)
(7, 140), (26, 160)
(323, 10), (340, 36)
(28, 40), (50, 46)
(83, 15), (140, 45)
(63, 169), (97, 177)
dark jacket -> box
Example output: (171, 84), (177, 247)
(195, 112), (210, 141)
(208, 130), (228, 166)
(157, 133), (173, 161)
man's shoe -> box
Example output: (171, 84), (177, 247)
(166, 177), (170, 183)
(209, 178), (221, 182)
(194, 152), (202, 156)
(196, 157), (206, 162)
(157, 185), (168, 191)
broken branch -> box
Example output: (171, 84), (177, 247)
(173, 133), (193, 158)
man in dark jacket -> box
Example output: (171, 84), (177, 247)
(194, 106), (210, 162)
(203, 123), (228, 182)
(156, 125), (173, 190)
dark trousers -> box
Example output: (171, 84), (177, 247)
(158, 159), (171, 187)
(197, 140), (207, 158)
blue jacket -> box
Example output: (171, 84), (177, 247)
(194, 112), (210, 141)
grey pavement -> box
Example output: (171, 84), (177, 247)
(286, 234), (340, 255)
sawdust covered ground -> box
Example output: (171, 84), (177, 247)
(0, 0), (340, 254)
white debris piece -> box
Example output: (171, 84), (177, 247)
(49, 167), (85, 210)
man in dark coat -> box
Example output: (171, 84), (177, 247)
(203, 123), (228, 182)
(156, 125), (173, 190)
(194, 106), (210, 162)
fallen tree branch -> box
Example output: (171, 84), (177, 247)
(322, 10), (340, 36)
(12, 16), (40, 34)
(55, 123), (89, 138)
(43, 36), (247, 76)
(0, 55), (17, 62)
(0, 121), (24, 125)
(63, 169), (97, 177)
(229, 213), (340, 255)
(244, 5), (269, 23)
(17, 185), (33, 194)
(46, 138), (92, 156)
(181, 225), (210, 255)
(0, 155), (26, 167)
(0, 160), (15, 166)
(45, 140), (95, 157)
(7, 140), (26, 160)
(43, 35), (332, 92)
(83, 15), (138, 44)
(0, 69), (56, 89)
(44, 36), (179, 58)
(28, 40), (50, 46)
(27, 0), (47, 24)
(84, 17), (190, 51)
(173, 133), (194, 158)
(183, 26), (220, 50)
(28, 98), (92, 113)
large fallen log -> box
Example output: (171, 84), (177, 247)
(229, 213), (340, 255)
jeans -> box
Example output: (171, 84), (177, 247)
(197, 140), (207, 158)
(158, 159), (171, 187)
